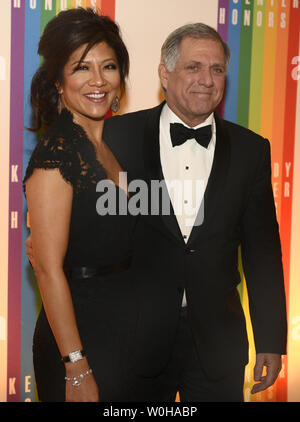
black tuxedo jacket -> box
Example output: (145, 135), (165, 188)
(103, 102), (287, 379)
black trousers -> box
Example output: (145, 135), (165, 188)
(128, 307), (245, 402)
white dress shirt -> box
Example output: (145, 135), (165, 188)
(159, 103), (216, 306)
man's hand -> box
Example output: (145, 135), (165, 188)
(251, 353), (282, 394)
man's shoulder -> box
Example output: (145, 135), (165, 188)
(105, 103), (163, 130)
(217, 115), (269, 153)
(219, 116), (267, 143)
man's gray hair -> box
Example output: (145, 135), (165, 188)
(160, 23), (230, 71)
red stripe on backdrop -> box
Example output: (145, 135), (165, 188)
(277, 4), (300, 403)
(281, 0), (300, 313)
(100, 0), (115, 119)
(100, 0), (115, 20)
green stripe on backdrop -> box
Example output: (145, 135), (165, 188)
(237, 0), (254, 127)
(41, 0), (57, 35)
(248, 1), (266, 134)
(56, 0), (72, 13)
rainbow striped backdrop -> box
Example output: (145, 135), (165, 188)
(218, 0), (300, 402)
(0, 0), (299, 402)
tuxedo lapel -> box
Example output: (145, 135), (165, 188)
(143, 103), (164, 183)
(143, 102), (185, 244)
(188, 113), (231, 244)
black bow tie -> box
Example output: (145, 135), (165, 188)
(170, 123), (212, 148)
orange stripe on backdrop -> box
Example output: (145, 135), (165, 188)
(278, 3), (300, 403)
(271, 0), (290, 224)
(265, 0), (290, 403)
(251, 1), (280, 403)
(86, 0), (102, 10)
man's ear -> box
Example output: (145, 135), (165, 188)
(158, 63), (169, 92)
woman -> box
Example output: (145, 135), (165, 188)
(24, 8), (136, 402)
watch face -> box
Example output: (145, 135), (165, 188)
(69, 350), (83, 363)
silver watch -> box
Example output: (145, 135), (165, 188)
(61, 349), (86, 363)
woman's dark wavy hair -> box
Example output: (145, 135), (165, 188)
(30, 7), (129, 132)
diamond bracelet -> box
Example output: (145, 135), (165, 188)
(65, 368), (93, 387)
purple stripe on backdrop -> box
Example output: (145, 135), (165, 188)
(216, 0), (229, 118)
(217, 0), (229, 41)
(7, 1), (25, 402)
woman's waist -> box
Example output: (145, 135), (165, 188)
(64, 251), (133, 280)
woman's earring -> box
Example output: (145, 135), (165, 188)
(111, 96), (120, 113)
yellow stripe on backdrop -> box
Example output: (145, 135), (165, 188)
(70, 1), (102, 10)
(248, 0), (266, 134)
(0, 0), (11, 404)
(240, 278), (255, 403)
(71, 0), (87, 8)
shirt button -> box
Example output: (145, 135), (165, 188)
(184, 200), (188, 204)
(186, 248), (196, 254)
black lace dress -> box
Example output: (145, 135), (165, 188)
(24, 109), (137, 402)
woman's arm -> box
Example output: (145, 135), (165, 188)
(26, 168), (99, 402)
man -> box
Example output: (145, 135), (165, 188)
(26, 23), (287, 402)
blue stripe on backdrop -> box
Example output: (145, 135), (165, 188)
(224, 0), (242, 123)
(21, 0), (41, 403)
